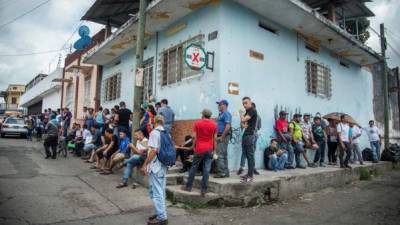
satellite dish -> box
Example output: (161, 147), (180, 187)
(73, 25), (92, 50)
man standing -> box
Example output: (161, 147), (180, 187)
(366, 120), (382, 163)
(289, 114), (306, 169)
(141, 116), (168, 225)
(337, 115), (352, 168)
(214, 100), (232, 178)
(351, 123), (364, 165)
(301, 113), (317, 168)
(115, 101), (132, 137)
(275, 111), (294, 169)
(240, 97), (257, 183)
(183, 109), (217, 195)
(158, 99), (175, 133)
(62, 108), (72, 138)
(312, 116), (327, 167)
(44, 114), (59, 159)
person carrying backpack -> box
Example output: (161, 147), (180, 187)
(141, 115), (175, 225)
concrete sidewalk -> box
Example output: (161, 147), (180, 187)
(166, 161), (393, 207)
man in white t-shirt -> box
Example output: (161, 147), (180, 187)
(366, 120), (382, 162)
(141, 115), (168, 225)
(350, 124), (363, 165)
(337, 115), (352, 169)
(116, 129), (149, 188)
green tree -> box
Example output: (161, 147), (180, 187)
(345, 17), (370, 44)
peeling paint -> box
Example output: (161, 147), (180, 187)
(111, 36), (136, 49)
(165, 22), (187, 37)
(336, 50), (362, 57)
(186, 0), (221, 10)
(149, 11), (171, 19)
(106, 52), (116, 57)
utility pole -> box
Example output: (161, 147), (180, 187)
(132, 0), (147, 141)
(380, 23), (390, 149)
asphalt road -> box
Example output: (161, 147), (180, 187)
(0, 137), (399, 225)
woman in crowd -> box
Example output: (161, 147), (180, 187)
(326, 119), (338, 165)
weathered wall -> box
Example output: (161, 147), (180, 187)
(98, 0), (376, 170)
(371, 63), (400, 143)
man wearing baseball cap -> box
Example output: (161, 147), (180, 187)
(289, 113), (306, 169)
(214, 100), (232, 178)
(275, 111), (294, 169)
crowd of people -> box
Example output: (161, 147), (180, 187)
(21, 96), (383, 225)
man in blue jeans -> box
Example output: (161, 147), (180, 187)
(337, 115), (352, 169)
(182, 109), (217, 196)
(265, 139), (288, 171)
(116, 130), (148, 188)
(239, 97), (258, 183)
(366, 120), (382, 163)
(214, 99), (232, 178)
(141, 116), (168, 225)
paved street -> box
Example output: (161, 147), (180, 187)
(0, 137), (400, 225)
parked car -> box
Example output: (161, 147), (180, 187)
(1, 117), (28, 138)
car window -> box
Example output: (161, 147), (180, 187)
(6, 118), (25, 125)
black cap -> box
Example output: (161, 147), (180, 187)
(293, 113), (302, 118)
(279, 111), (288, 115)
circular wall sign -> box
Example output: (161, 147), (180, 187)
(184, 44), (207, 70)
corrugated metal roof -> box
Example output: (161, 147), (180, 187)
(81, 0), (140, 27)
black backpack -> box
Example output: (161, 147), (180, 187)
(362, 148), (374, 161)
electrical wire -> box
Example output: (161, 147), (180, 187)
(0, 0), (52, 30)
(0, 47), (69, 57)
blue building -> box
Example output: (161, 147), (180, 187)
(83, 0), (380, 170)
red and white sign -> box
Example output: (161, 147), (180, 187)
(184, 44), (207, 70)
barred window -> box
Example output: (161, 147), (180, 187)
(160, 34), (204, 86)
(83, 76), (91, 107)
(103, 73), (121, 102)
(306, 60), (332, 99)
(142, 58), (154, 101)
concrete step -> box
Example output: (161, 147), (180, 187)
(176, 161), (393, 207)
(166, 185), (221, 207)
(130, 167), (185, 187)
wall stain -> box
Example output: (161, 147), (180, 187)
(149, 11), (171, 19)
(186, 0), (221, 10)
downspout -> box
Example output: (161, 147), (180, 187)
(154, 31), (159, 100)
(94, 65), (103, 111)
(60, 66), (65, 109)
(74, 57), (81, 120)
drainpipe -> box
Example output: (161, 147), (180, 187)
(94, 65), (103, 111)
(380, 23), (390, 148)
(327, 2), (336, 23)
(132, 0), (147, 141)
(74, 57), (81, 121)
(60, 66), (65, 109)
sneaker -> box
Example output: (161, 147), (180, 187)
(237, 168), (244, 176)
(254, 169), (260, 175)
(240, 176), (253, 183)
(213, 174), (227, 179)
(296, 165), (306, 169)
(285, 165), (295, 169)
(147, 218), (168, 225)
(319, 163), (326, 167)
(308, 163), (317, 168)
(360, 161), (364, 165)
(345, 164), (352, 169)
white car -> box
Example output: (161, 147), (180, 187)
(1, 117), (28, 138)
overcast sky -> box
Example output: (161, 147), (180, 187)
(0, 0), (399, 93)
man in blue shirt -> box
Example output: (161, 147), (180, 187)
(158, 99), (175, 133)
(214, 99), (232, 178)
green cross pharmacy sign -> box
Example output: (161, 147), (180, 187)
(184, 44), (207, 71)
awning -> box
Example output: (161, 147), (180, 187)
(81, 0), (140, 27)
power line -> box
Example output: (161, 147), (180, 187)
(387, 42), (400, 59)
(0, 47), (69, 57)
(0, 0), (52, 30)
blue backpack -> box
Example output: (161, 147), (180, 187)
(156, 129), (176, 166)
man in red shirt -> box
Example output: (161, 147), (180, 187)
(275, 111), (295, 169)
(182, 109), (217, 196)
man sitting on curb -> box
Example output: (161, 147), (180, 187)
(84, 124), (103, 163)
(101, 128), (131, 175)
(265, 139), (288, 171)
(116, 129), (149, 188)
(91, 128), (119, 171)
